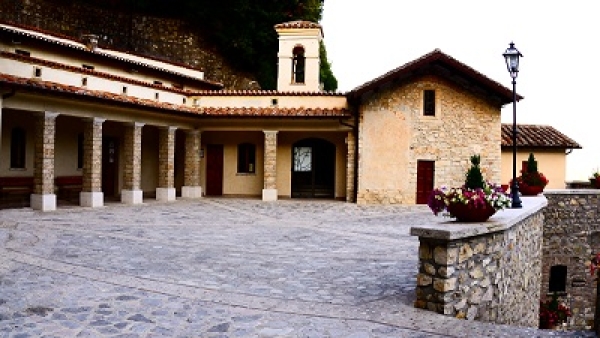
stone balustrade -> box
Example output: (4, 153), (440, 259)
(411, 197), (547, 327)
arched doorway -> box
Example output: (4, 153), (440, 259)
(291, 138), (335, 198)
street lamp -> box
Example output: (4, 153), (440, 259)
(503, 42), (523, 208)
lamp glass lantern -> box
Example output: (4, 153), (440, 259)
(503, 42), (522, 79)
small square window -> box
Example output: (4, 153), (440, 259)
(423, 90), (436, 116)
(82, 77), (88, 86)
(155, 93), (159, 100)
(34, 67), (42, 78)
(182, 98), (187, 104)
(122, 86), (128, 94)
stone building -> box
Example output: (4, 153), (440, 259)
(0, 20), (519, 210)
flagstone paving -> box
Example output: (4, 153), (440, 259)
(0, 198), (595, 337)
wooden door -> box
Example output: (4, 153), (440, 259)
(416, 160), (435, 204)
(102, 137), (118, 198)
(205, 144), (223, 196)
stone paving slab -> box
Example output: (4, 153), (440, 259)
(0, 198), (595, 337)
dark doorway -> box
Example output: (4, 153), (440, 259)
(291, 138), (335, 198)
(102, 137), (119, 198)
(416, 160), (435, 204)
(206, 144), (224, 196)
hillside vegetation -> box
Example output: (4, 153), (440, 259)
(68, 0), (338, 90)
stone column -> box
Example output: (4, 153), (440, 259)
(121, 122), (144, 204)
(156, 126), (177, 202)
(80, 117), (105, 207)
(182, 130), (202, 198)
(31, 111), (59, 211)
(262, 130), (278, 201)
(346, 131), (356, 203)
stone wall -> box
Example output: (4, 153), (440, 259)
(411, 197), (546, 327)
(357, 76), (501, 204)
(543, 190), (600, 329)
(0, 0), (257, 89)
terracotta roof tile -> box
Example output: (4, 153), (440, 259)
(501, 124), (582, 149)
(192, 89), (344, 96)
(274, 21), (322, 30)
(0, 21), (223, 88)
(349, 49), (521, 105)
(274, 21), (323, 37)
(200, 107), (349, 117)
(0, 73), (350, 118)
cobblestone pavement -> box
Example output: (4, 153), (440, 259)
(0, 198), (595, 337)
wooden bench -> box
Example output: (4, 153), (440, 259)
(0, 176), (34, 208)
(55, 175), (83, 202)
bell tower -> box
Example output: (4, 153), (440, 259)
(274, 21), (322, 92)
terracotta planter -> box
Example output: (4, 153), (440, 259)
(447, 202), (496, 222)
(519, 184), (544, 196)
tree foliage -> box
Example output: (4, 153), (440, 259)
(465, 155), (485, 190)
(73, 0), (337, 90)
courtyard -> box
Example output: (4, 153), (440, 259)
(0, 199), (593, 337)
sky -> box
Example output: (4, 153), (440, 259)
(320, 0), (599, 181)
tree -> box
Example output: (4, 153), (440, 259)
(465, 155), (485, 190)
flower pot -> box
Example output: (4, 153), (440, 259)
(519, 185), (544, 196)
(447, 202), (496, 222)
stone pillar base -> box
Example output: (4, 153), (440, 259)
(31, 194), (56, 212)
(182, 186), (202, 198)
(156, 187), (176, 202)
(80, 192), (104, 208)
(262, 189), (278, 201)
(121, 190), (143, 205)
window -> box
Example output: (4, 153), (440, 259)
(34, 67), (42, 78)
(155, 93), (159, 100)
(237, 143), (256, 173)
(423, 89), (436, 116)
(271, 98), (278, 106)
(82, 64), (95, 70)
(293, 147), (312, 172)
(82, 77), (88, 86)
(122, 86), (128, 94)
(10, 127), (26, 169)
(77, 133), (84, 169)
(292, 46), (305, 84)
(549, 265), (567, 293)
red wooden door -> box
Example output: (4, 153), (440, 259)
(102, 137), (118, 198)
(416, 160), (435, 204)
(205, 144), (223, 196)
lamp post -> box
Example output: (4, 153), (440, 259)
(503, 42), (523, 208)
